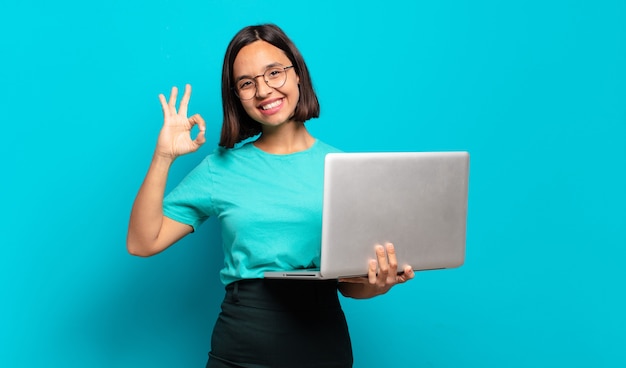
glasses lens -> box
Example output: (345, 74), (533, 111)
(265, 68), (287, 89)
(236, 79), (255, 100)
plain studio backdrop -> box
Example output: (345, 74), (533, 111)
(1, 1), (624, 367)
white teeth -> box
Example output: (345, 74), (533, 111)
(261, 99), (282, 110)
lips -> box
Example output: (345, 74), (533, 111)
(258, 98), (284, 113)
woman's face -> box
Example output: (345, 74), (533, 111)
(232, 40), (300, 128)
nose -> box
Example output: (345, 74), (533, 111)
(255, 76), (273, 98)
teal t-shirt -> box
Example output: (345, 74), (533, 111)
(163, 139), (342, 285)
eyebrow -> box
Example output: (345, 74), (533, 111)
(235, 62), (286, 81)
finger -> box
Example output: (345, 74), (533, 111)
(194, 130), (206, 148)
(189, 114), (207, 146)
(158, 93), (169, 115)
(189, 113), (206, 132)
(367, 259), (377, 285)
(375, 244), (389, 281)
(396, 265), (415, 283)
(168, 86), (179, 111)
(178, 84), (192, 117)
(385, 243), (398, 283)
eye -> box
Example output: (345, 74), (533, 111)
(266, 68), (284, 79)
(238, 79), (254, 90)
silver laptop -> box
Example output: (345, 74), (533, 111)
(264, 151), (470, 279)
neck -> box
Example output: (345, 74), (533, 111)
(254, 121), (315, 154)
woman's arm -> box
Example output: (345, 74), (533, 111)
(126, 85), (206, 256)
(338, 243), (414, 299)
(126, 154), (192, 256)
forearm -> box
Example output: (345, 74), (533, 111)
(127, 153), (174, 256)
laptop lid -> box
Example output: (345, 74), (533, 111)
(265, 151), (469, 279)
(318, 151), (469, 279)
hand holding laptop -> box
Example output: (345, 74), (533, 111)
(338, 242), (414, 298)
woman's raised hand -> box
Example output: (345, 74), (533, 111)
(156, 84), (206, 160)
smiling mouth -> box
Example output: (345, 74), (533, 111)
(260, 99), (283, 110)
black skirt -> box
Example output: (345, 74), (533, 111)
(206, 279), (353, 368)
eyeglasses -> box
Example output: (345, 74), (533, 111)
(233, 65), (294, 100)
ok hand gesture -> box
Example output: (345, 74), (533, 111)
(156, 84), (206, 160)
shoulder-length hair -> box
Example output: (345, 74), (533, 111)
(219, 24), (320, 148)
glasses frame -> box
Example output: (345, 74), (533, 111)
(233, 65), (294, 100)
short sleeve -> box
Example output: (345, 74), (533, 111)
(163, 157), (214, 231)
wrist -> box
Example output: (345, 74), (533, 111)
(151, 151), (175, 170)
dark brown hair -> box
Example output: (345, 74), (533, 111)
(219, 24), (320, 148)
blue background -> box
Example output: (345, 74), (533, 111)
(1, 0), (625, 367)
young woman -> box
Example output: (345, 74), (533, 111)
(127, 24), (414, 368)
